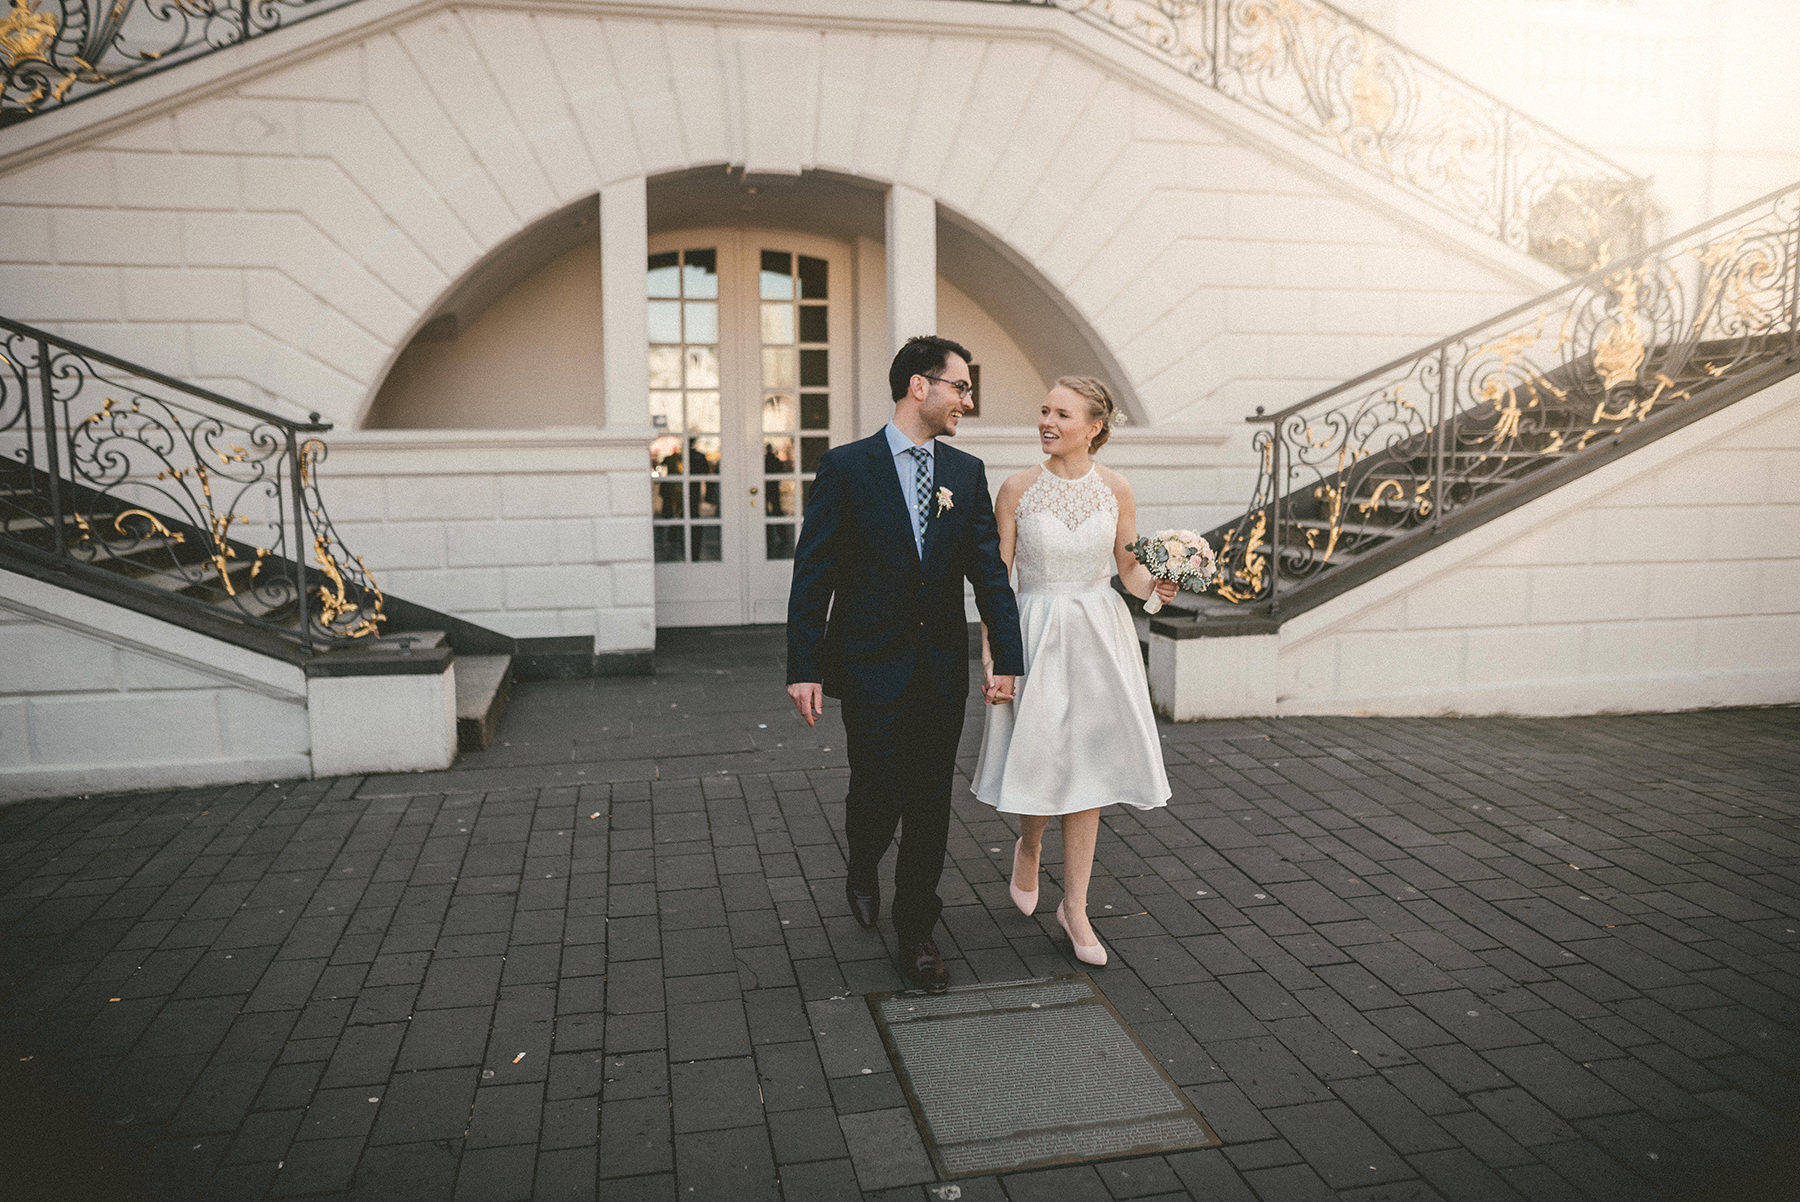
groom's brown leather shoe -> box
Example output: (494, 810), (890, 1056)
(900, 937), (949, 993)
(845, 877), (879, 929)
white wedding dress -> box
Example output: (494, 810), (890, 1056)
(972, 466), (1171, 815)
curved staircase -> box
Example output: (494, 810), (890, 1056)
(0, 317), (519, 800)
(1148, 181), (1800, 717)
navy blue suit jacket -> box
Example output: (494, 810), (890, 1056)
(786, 430), (1024, 708)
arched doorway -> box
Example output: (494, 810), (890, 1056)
(646, 228), (854, 626)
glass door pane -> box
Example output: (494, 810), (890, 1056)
(648, 248), (722, 564)
(756, 250), (831, 562)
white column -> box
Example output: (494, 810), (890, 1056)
(855, 236), (891, 433)
(885, 183), (937, 358)
(600, 178), (648, 430)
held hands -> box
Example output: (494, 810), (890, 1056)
(787, 682), (823, 727)
(982, 668), (1017, 706)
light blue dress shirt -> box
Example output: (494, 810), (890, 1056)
(883, 421), (933, 555)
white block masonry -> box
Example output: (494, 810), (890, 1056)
(0, 2), (1546, 453)
(0, 567), (470, 801)
(318, 429), (655, 651)
(0, 567), (310, 802)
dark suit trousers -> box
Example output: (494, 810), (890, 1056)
(840, 676), (968, 944)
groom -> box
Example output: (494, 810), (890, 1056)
(786, 335), (1024, 993)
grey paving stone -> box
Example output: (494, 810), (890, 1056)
(766, 1105), (849, 1164)
(807, 996), (887, 1078)
(839, 1107), (934, 1191)
(530, 1146), (596, 1202)
(6, 643), (1800, 1202)
(369, 1066), (477, 1145)
(465, 1082), (545, 1149)
(1482, 1044), (1634, 1121)
(597, 1095), (672, 1179)
(1094, 1155), (1185, 1199)
(669, 1056), (761, 1134)
(395, 1005), (492, 1071)
(266, 1133), (361, 1197)
(1331, 1073), (1459, 1156)
(348, 1137), (461, 1202)
(453, 1143), (536, 1202)
(1242, 1160), (1337, 1201)
(1265, 1099), (1413, 1189)
(673, 1123), (779, 1201)
(295, 1085), (383, 1142)
(825, 1067), (907, 1114)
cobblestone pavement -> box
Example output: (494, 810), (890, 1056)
(2, 626), (1798, 1202)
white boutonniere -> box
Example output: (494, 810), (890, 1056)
(935, 486), (954, 517)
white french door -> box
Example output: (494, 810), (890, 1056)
(647, 230), (853, 627)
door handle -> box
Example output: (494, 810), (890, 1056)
(749, 485), (759, 510)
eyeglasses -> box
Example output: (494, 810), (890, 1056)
(919, 374), (974, 400)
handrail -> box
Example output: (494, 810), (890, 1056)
(954, 0), (1651, 274)
(0, 0), (361, 126)
(0, 315), (385, 649)
(1255, 183), (1800, 429)
(0, 317), (329, 431)
(1207, 180), (1800, 611)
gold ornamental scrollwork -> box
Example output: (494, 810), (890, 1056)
(113, 508), (180, 541)
(1591, 268), (1647, 390)
(313, 536), (385, 640)
(1348, 38), (1395, 139)
(298, 437), (387, 639)
(0, 0), (57, 67)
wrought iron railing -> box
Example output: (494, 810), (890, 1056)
(0, 0), (359, 125)
(0, 316), (385, 649)
(957, 0), (1651, 274)
(1207, 181), (1800, 612)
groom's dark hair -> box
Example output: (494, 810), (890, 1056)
(890, 335), (973, 402)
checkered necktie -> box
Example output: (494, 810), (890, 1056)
(907, 445), (931, 553)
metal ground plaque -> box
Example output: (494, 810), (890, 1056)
(868, 974), (1220, 1178)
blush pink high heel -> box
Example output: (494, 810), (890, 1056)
(1056, 900), (1108, 967)
(1008, 838), (1038, 916)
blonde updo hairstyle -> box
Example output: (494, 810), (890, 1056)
(1055, 375), (1119, 454)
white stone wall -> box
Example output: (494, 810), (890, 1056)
(0, 568), (311, 802)
(0, 0), (1549, 450)
(1261, 373), (1800, 716)
(319, 429), (654, 651)
(0, 0), (1578, 663)
(957, 425), (1238, 535)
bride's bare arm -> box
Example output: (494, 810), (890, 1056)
(982, 471), (1029, 693)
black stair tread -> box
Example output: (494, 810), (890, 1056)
(0, 514), (81, 533)
(1435, 447), (1583, 459)
(130, 559), (260, 595)
(1286, 517), (1411, 536)
(220, 591), (297, 621)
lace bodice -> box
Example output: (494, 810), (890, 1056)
(1013, 467), (1117, 589)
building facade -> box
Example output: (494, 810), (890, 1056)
(4, 0), (1799, 796)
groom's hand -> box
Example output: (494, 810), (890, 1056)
(787, 682), (824, 727)
(987, 674), (1016, 705)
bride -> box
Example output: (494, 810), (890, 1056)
(973, 376), (1176, 967)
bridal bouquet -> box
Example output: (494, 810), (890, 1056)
(1127, 529), (1219, 614)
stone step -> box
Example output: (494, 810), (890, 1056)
(455, 654), (514, 753)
